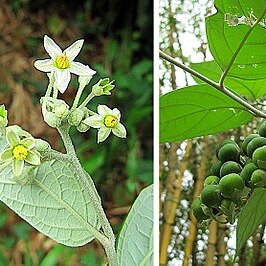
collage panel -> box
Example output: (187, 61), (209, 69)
(0, 0), (153, 265)
(159, 0), (266, 265)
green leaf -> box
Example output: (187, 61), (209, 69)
(117, 184), (153, 266)
(206, 0), (266, 80)
(160, 84), (252, 143)
(0, 160), (100, 247)
(191, 61), (266, 99)
(236, 188), (266, 255)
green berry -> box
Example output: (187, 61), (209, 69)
(201, 185), (221, 208)
(216, 140), (238, 157)
(217, 143), (240, 163)
(242, 134), (259, 156)
(252, 146), (266, 170)
(240, 162), (258, 185)
(220, 161), (242, 177)
(246, 136), (266, 158)
(250, 169), (266, 188)
(192, 198), (209, 220)
(210, 160), (223, 177)
(219, 173), (244, 199)
(204, 175), (220, 186)
(258, 120), (266, 137)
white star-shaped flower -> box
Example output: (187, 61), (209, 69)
(34, 35), (96, 93)
(83, 105), (127, 143)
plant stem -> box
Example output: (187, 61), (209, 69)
(219, 9), (266, 87)
(56, 124), (117, 265)
(159, 50), (266, 118)
(72, 84), (86, 110)
(79, 92), (95, 109)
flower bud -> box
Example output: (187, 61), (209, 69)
(92, 78), (115, 96)
(43, 112), (61, 128)
(77, 121), (90, 132)
(68, 108), (85, 126)
(53, 101), (69, 119)
(0, 105), (8, 128)
(35, 139), (51, 153)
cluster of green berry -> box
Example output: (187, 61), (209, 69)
(192, 121), (266, 224)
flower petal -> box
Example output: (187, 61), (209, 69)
(112, 123), (127, 138)
(25, 150), (41, 165)
(97, 105), (112, 116)
(34, 59), (55, 73)
(64, 39), (84, 61)
(83, 115), (103, 128)
(12, 159), (24, 176)
(54, 70), (71, 94)
(98, 127), (111, 143)
(20, 137), (35, 150)
(44, 35), (62, 59)
(6, 129), (20, 147)
(69, 62), (96, 76)
(0, 147), (13, 162)
(112, 108), (121, 121)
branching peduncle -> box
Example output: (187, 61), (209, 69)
(56, 124), (118, 266)
(159, 50), (266, 119)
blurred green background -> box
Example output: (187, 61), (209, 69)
(0, 0), (153, 264)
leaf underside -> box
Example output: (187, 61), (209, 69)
(117, 184), (153, 266)
(0, 160), (99, 247)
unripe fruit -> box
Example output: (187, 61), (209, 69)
(217, 143), (240, 163)
(251, 169), (266, 188)
(201, 185), (221, 208)
(240, 162), (258, 184)
(258, 120), (266, 137)
(219, 173), (244, 199)
(252, 146), (266, 170)
(216, 140), (238, 157)
(242, 134), (259, 156)
(220, 161), (242, 177)
(204, 175), (220, 186)
(192, 198), (209, 220)
(246, 136), (266, 158)
(210, 160), (223, 177)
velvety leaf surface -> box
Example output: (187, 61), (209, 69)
(117, 184), (153, 266)
(160, 84), (252, 143)
(0, 160), (99, 247)
(206, 0), (266, 80)
(190, 61), (266, 99)
(236, 188), (266, 255)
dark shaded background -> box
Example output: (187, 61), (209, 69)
(0, 0), (153, 264)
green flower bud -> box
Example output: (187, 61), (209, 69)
(35, 139), (51, 153)
(77, 121), (90, 132)
(0, 105), (8, 128)
(68, 108), (85, 126)
(92, 78), (115, 96)
(43, 112), (61, 128)
(53, 101), (69, 119)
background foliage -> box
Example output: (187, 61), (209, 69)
(0, 0), (153, 264)
(159, 0), (266, 265)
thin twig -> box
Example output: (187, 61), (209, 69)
(159, 50), (266, 118)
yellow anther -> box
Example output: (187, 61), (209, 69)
(104, 115), (118, 128)
(12, 145), (28, 160)
(55, 53), (69, 69)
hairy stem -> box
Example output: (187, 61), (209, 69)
(159, 50), (266, 118)
(56, 124), (117, 265)
(79, 92), (95, 109)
